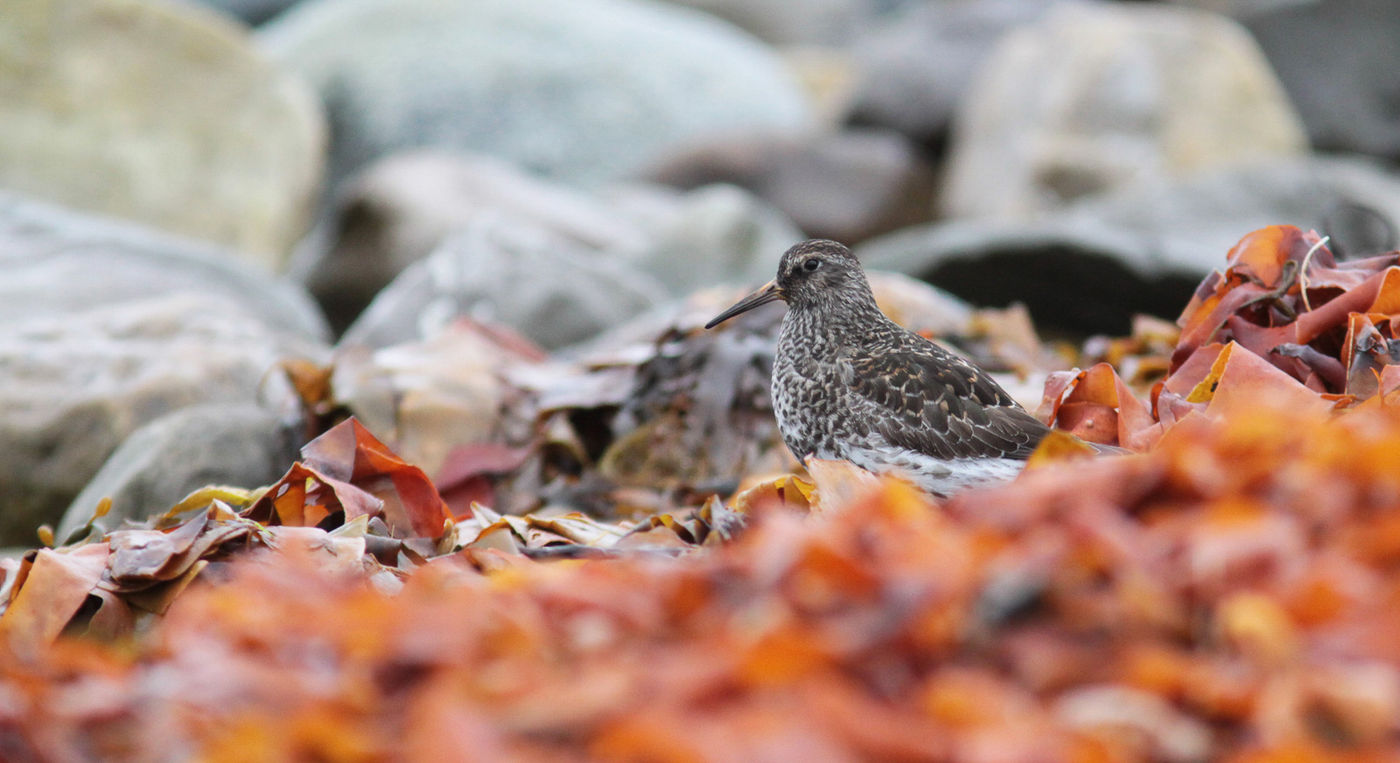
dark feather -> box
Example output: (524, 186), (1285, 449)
(843, 344), (1049, 461)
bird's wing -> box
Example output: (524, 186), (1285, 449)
(840, 345), (1049, 461)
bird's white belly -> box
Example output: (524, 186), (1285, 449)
(843, 444), (1025, 496)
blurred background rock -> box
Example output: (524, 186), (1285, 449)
(4, 0), (1399, 544)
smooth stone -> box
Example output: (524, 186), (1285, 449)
(259, 0), (811, 195)
(638, 127), (938, 245)
(339, 218), (667, 351)
(294, 151), (646, 333)
(302, 150), (800, 340)
(0, 194), (328, 545)
(0, 294), (320, 545)
(195, 0), (301, 25)
(0, 0), (324, 266)
(859, 155), (1400, 335)
(940, 2), (1308, 220)
(665, 0), (921, 45)
(55, 404), (301, 541)
(603, 182), (803, 297)
(0, 193), (329, 340)
(843, 0), (1050, 146)
(1242, 0), (1400, 161)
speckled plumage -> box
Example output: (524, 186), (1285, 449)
(706, 239), (1049, 495)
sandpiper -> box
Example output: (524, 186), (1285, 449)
(706, 239), (1051, 495)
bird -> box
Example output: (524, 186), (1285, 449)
(705, 239), (1053, 496)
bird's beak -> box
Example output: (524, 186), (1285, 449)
(705, 280), (784, 329)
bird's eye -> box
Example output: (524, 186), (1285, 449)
(802, 258), (821, 272)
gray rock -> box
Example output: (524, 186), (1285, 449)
(0, 194), (329, 545)
(665, 0), (921, 45)
(1241, 0), (1400, 161)
(340, 218), (667, 351)
(0, 193), (329, 340)
(0, 0), (325, 267)
(1168, 0), (1313, 13)
(196, 0), (302, 26)
(294, 151), (647, 333)
(859, 156), (1400, 335)
(604, 183), (803, 296)
(843, 0), (1051, 146)
(55, 404), (301, 542)
(638, 127), (938, 245)
(940, 2), (1308, 220)
(259, 0), (811, 196)
(0, 294), (319, 545)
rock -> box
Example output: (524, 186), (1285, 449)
(0, 0), (324, 267)
(340, 218), (668, 352)
(0, 294), (320, 545)
(0, 193), (329, 339)
(259, 0), (811, 196)
(303, 149), (800, 340)
(0, 194), (329, 545)
(940, 3), (1308, 220)
(55, 404), (301, 542)
(1167, 0), (1306, 13)
(843, 0), (1050, 147)
(196, 0), (302, 26)
(1241, 0), (1400, 161)
(638, 127), (938, 245)
(860, 155), (1400, 335)
(665, 0), (919, 45)
(603, 183), (803, 296)
(294, 151), (647, 333)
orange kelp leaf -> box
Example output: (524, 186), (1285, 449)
(729, 473), (815, 515)
(1025, 430), (1098, 468)
(1173, 277), (1272, 371)
(1343, 313), (1400, 398)
(301, 418), (452, 539)
(804, 458), (883, 513)
(1050, 363), (1122, 446)
(1173, 228), (1339, 371)
(1227, 225), (1300, 289)
(1036, 369), (1082, 424)
(1, 544), (109, 655)
(1045, 364), (1159, 450)
(1366, 266), (1400, 315)
(1187, 342), (1333, 417)
(279, 357), (334, 415)
(249, 462), (382, 528)
(1293, 267), (1386, 344)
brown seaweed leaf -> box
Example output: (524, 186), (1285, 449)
(249, 417), (453, 540)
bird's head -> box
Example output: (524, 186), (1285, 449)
(705, 239), (872, 329)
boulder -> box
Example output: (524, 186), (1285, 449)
(294, 152), (646, 333)
(940, 3), (1308, 220)
(0, 194), (328, 545)
(55, 404), (301, 541)
(0, 0), (324, 266)
(859, 156), (1400, 335)
(665, 0), (920, 45)
(603, 183), (802, 297)
(339, 218), (667, 352)
(843, 0), (1050, 147)
(303, 151), (801, 341)
(195, 0), (301, 26)
(1241, 0), (1400, 161)
(639, 127), (938, 245)
(259, 0), (811, 195)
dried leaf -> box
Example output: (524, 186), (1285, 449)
(1, 544), (109, 655)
